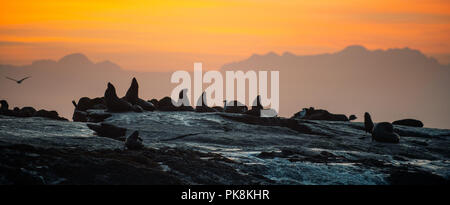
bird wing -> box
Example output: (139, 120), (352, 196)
(19, 76), (31, 82)
(5, 76), (19, 82)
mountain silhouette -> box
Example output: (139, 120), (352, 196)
(222, 45), (450, 128)
(0, 46), (449, 128)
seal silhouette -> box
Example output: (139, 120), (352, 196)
(372, 122), (400, 143)
(104, 82), (133, 112)
(123, 78), (155, 111)
(364, 112), (374, 134)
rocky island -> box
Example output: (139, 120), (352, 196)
(0, 78), (449, 185)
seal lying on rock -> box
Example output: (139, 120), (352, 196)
(177, 89), (194, 111)
(149, 99), (159, 108)
(125, 131), (144, 150)
(87, 123), (127, 141)
(34, 109), (67, 121)
(364, 112), (374, 134)
(393, 119), (423, 128)
(73, 97), (106, 111)
(195, 92), (216, 113)
(158, 96), (178, 111)
(244, 95), (262, 117)
(123, 78), (155, 111)
(73, 110), (112, 123)
(372, 122), (400, 143)
(104, 83), (133, 112)
(17, 107), (36, 117)
(292, 107), (348, 121)
(224, 100), (248, 113)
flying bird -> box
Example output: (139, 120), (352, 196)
(5, 76), (31, 84)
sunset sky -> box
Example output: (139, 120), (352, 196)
(1, 0), (449, 71)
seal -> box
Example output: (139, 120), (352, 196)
(125, 131), (144, 150)
(123, 78), (155, 111)
(372, 122), (400, 143)
(195, 92), (217, 112)
(364, 112), (374, 134)
(392, 119), (423, 127)
(104, 82), (133, 112)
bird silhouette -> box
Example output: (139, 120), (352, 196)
(5, 76), (31, 84)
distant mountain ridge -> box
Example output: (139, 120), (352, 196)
(0, 45), (449, 128)
(222, 45), (450, 128)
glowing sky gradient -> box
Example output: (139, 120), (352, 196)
(1, 0), (449, 71)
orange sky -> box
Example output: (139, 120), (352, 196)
(1, 0), (449, 71)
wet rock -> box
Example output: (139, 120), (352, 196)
(349, 115), (357, 121)
(364, 112), (374, 134)
(372, 122), (400, 143)
(104, 82), (133, 112)
(292, 107), (348, 121)
(393, 119), (423, 128)
(220, 113), (312, 134)
(87, 123), (127, 141)
(125, 131), (144, 150)
(87, 112), (112, 123)
(411, 140), (428, 146)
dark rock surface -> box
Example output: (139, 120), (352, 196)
(0, 112), (449, 185)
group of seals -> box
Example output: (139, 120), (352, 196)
(0, 99), (67, 121)
(104, 83), (134, 112)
